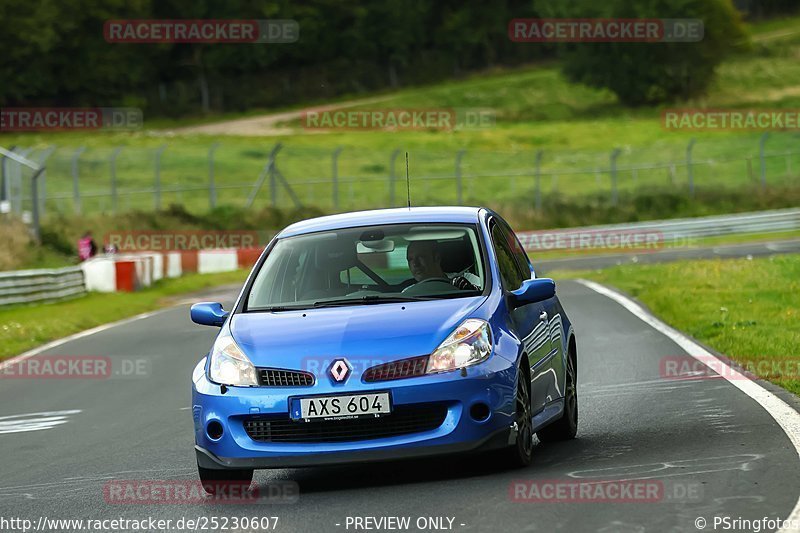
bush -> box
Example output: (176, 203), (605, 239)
(0, 216), (33, 270)
(536, 0), (748, 105)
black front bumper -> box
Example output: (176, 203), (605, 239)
(196, 426), (513, 470)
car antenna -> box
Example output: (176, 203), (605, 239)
(405, 151), (411, 209)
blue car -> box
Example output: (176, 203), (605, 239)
(190, 207), (577, 491)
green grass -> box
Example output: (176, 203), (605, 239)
(551, 255), (800, 395)
(0, 269), (248, 361)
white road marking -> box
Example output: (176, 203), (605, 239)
(0, 309), (168, 373)
(0, 410), (82, 435)
(576, 279), (800, 533)
(567, 454), (763, 480)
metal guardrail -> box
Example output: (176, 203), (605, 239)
(0, 266), (86, 307)
(517, 208), (800, 247)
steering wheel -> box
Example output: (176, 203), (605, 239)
(401, 277), (452, 293)
(413, 277), (452, 285)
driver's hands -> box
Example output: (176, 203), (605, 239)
(451, 276), (478, 291)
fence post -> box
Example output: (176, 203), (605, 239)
(759, 132), (769, 190)
(209, 142), (220, 209)
(30, 166), (45, 244)
(270, 153), (278, 208)
(455, 149), (466, 205)
(110, 147), (122, 214)
(686, 138), (696, 197)
(36, 146), (55, 217)
(0, 145), (13, 207)
(154, 144), (167, 210)
(389, 149), (401, 207)
(332, 147), (343, 211)
(245, 144), (280, 209)
(269, 145), (303, 209)
(534, 150), (543, 211)
(71, 146), (86, 214)
(610, 148), (622, 206)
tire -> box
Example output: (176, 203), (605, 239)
(198, 465), (254, 496)
(537, 348), (578, 442)
(499, 363), (534, 467)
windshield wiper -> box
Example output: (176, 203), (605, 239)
(249, 304), (310, 312)
(312, 295), (438, 308)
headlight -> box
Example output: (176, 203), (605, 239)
(208, 334), (258, 387)
(427, 319), (492, 373)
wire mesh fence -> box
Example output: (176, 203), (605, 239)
(2, 132), (800, 220)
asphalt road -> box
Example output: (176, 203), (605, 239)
(535, 238), (800, 273)
(1, 280), (799, 532)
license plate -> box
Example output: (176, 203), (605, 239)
(291, 392), (391, 421)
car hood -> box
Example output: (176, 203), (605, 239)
(230, 296), (487, 369)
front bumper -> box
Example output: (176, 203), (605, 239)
(196, 426), (512, 469)
(191, 354), (516, 470)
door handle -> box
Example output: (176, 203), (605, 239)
(539, 311), (548, 322)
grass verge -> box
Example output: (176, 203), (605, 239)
(550, 254), (800, 395)
(0, 269), (249, 361)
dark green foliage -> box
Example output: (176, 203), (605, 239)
(0, 0), (547, 114)
(536, 0), (748, 105)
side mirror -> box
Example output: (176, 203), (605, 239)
(190, 302), (229, 327)
(509, 278), (555, 307)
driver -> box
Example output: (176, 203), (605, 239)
(406, 240), (479, 290)
(407, 240), (447, 282)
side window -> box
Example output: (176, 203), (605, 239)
(502, 223), (532, 280)
(490, 223), (524, 290)
(248, 246), (308, 306)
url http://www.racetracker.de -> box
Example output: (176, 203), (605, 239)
(0, 515), (281, 532)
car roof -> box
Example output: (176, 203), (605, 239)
(278, 206), (484, 238)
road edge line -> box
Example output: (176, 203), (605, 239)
(0, 309), (169, 372)
(575, 278), (800, 533)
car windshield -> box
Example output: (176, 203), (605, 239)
(246, 223), (486, 310)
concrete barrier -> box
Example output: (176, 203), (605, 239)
(180, 251), (198, 273)
(114, 261), (136, 292)
(166, 252), (182, 278)
(237, 248), (263, 268)
(146, 253), (164, 282)
(81, 257), (117, 293)
(198, 249), (239, 274)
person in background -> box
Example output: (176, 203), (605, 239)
(78, 231), (97, 261)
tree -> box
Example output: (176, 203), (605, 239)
(536, 0), (748, 106)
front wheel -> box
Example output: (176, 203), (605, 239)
(198, 465), (254, 496)
(499, 364), (534, 467)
